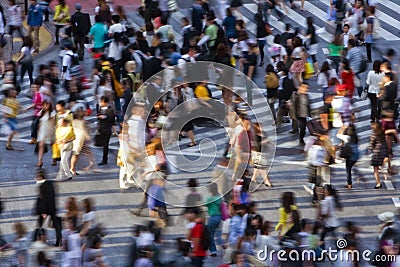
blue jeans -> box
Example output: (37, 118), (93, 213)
(207, 215), (221, 253)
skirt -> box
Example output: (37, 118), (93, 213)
(290, 59), (305, 73)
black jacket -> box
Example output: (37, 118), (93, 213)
(70, 11), (91, 36)
(36, 180), (56, 216)
(97, 106), (115, 133)
(382, 82), (397, 110)
(142, 57), (163, 82)
(278, 76), (296, 101)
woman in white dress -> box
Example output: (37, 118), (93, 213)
(37, 101), (56, 168)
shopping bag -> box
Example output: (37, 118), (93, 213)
(304, 61), (315, 80)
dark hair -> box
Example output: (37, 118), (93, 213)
(95, 15), (102, 23)
(111, 14), (120, 23)
(320, 61), (330, 75)
(22, 36), (34, 49)
(100, 95), (110, 103)
(56, 100), (66, 107)
(372, 60), (381, 74)
(282, 192), (295, 213)
(83, 197), (94, 213)
(343, 23), (350, 29)
(58, 0), (66, 7)
(293, 37), (302, 48)
(91, 234), (102, 248)
(385, 71), (394, 81)
(285, 23), (291, 31)
(369, 5), (375, 15)
(387, 48), (396, 57)
(348, 38), (356, 48)
(160, 15), (168, 26)
(341, 58), (350, 71)
(273, 34), (281, 45)
(265, 63), (275, 73)
(226, 7), (233, 17)
(300, 218), (310, 230)
(188, 178), (197, 189)
(37, 251), (51, 266)
(261, 221), (270, 235)
(306, 17), (313, 27)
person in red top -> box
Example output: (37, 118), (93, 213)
(340, 58), (355, 98)
(189, 207), (207, 267)
(24, 80), (44, 144)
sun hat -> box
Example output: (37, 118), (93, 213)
(377, 212), (395, 223)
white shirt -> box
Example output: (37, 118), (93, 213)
(127, 115), (146, 150)
(95, 5), (114, 13)
(82, 211), (97, 229)
(320, 196), (340, 227)
(8, 5), (23, 26)
(342, 33), (350, 48)
(62, 50), (75, 81)
(366, 70), (385, 95)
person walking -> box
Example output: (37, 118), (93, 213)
(366, 60), (385, 123)
(55, 118), (75, 181)
(293, 81), (311, 146)
(7, 0), (26, 44)
(69, 3), (91, 61)
(53, 0), (70, 46)
(204, 183), (222, 257)
(276, 68), (298, 134)
(368, 123), (389, 189)
(27, 0), (43, 52)
(89, 15), (108, 53)
(36, 100), (56, 168)
(2, 89), (21, 150)
(96, 96), (115, 165)
(17, 36), (35, 86)
(35, 169), (62, 247)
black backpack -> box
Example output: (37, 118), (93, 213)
(196, 222), (211, 251)
(213, 24), (227, 50)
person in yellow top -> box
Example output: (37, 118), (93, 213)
(55, 118), (75, 181)
(1, 89), (21, 150)
(52, 100), (73, 165)
(275, 191), (298, 239)
(53, 0), (70, 45)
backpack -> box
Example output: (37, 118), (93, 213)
(67, 53), (83, 78)
(196, 222), (211, 251)
(213, 24), (227, 49)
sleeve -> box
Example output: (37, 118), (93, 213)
(62, 54), (69, 68)
(366, 71), (371, 85)
(222, 219), (230, 234)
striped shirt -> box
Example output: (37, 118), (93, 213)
(346, 47), (362, 74)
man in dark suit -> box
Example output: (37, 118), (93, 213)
(70, 3), (91, 61)
(276, 68), (298, 133)
(35, 169), (62, 246)
(142, 49), (164, 82)
(146, 76), (164, 107)
(97, 96), (116, 165)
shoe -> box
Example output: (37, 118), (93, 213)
(52, 159), (57, 166)
(299, 141), (305, 146)
(264, 183), (273, 187)
(54, 41), (59, 45)
(374, 184), (382, 189)
(98, 162), (107, 166)
(187, 142), (197, 147)
(345, 185), (352, 189)
(70, 170), (80, 176)
(289, 130), (299, 134)
(6, 145), (14, 150)
(28, 138), (37, 145)
(210, 253), (217, 257)
(259, 61), (264, 67)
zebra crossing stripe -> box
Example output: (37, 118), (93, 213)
(392, 197), (400, 207)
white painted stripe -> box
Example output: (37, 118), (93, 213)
(319, 0), (400, 41)
(244, 3), (334, 43)
(384, 180), (395, 190)
(375, 9), (400, 35)
(392, 197), (400, 208)
(379, 0), (400, 14)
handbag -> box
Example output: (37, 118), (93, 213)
(361, 85), (369, 100)
(339, 143), (352, 159)
(265, 23), (272, 35)
(220, 201), (229, 221)
(34, 143), (48, 154)
(94, 131), (104, 147)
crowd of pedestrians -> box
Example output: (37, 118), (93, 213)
(0, 0), (400, 266)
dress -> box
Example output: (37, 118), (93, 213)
(72, 119), (90, 155)
(37, 111), (56, 144)
(289, 47), (305, 73)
